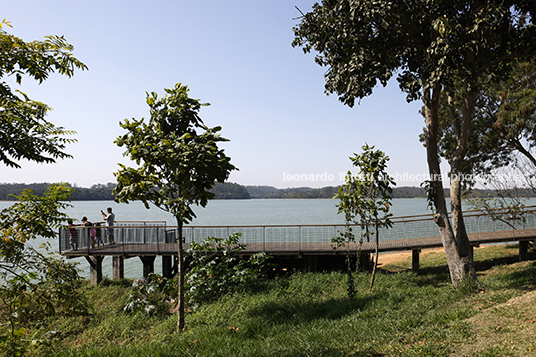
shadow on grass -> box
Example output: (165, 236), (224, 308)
(98, 277), (134, 288)
(246, 294), (376, 326)
(376, 265), (452, 287)
(502, 260), (536, 290)
(378, 245), (536, 276)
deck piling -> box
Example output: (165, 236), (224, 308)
(139, 256), (156, 277)
(412, 249), (421, 271)
(162, 256), (173, 278)
(519, 241), (529, 261)
(113, 256), (124, 279)
(86, 256), (104, 286)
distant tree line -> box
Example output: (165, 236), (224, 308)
(0, 182), (250, 200)
(1, 182), (533, 201)
(246, 185), (431, 199)
(0, 183), (116, 201)
(211, 182), (250, 199)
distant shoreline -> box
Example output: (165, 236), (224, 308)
(1, 182), (534, 201)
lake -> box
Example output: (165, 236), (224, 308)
(0, 198), (439, 279)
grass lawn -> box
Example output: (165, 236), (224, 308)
(17, 244), (536, 356)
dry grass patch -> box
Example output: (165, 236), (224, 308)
(451, 286), (536, 356)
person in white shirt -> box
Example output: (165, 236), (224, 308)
(101, 207), (116, 245)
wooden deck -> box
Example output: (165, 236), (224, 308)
(60, 208), (536, 285)
(62, 227), (536, 257)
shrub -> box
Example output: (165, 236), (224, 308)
(186, 233), (270, 310)
(123, 273), (177, 317)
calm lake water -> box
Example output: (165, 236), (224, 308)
(0, 198), (445, 279)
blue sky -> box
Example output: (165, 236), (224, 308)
(2, 1), (433, 189)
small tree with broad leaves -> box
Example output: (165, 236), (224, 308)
(336, 144), (394, 294)
(113, 83), (236, 331)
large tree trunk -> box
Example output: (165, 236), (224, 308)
(422, 84), (475, 288)
(448, 89), (477, 281)
(177, 219), (185, 331)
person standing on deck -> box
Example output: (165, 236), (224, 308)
(101, 207), (115, 245)
(68, 219), (78, 251)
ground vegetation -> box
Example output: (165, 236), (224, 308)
(12, 244), (536, 356)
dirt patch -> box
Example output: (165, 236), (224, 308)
(376, 247), (445, 266)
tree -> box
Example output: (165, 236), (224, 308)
(429, 60), (536, 223)
(430, 61), (536, 181)
(0, 23), (88, 354)
(335, 144), (394, 294)
(0, 22), (87, 168)
(293, 0), (536, 287)
(113, 83), (237, 331)
(482, 61), (536, 167)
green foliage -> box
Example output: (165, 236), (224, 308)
(421, 180), (437, 215)
(336, 144), (395, 236)
(0, 26), (86, 168)
(0, 23), (87, 355)
(114, 83), (237, 222)
(421, 61), (536, 188)
(0, 184), (87, 356)
(186, 233), (271, 310)
(293, 1), (535, 107)
(123, 274), (178, 317)
(293, 0), (536, 288)
(335, 144), (395, 295)
(8, 244), (536, 356)
(211, 182), (250, 199)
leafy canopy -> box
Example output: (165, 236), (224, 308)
(113, 83), (237, 223)
(293, 1), (536, 106)
(336, 144), (395, 239)
(0, 25), (87, 168)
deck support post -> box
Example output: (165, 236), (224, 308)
(469, 244), (479, 262)
(85, 256), (104, 286)
(139, 256), (156, 277)
(172, 255), (179, 276)
(359, 252), (371, 271)
(412, 249), (421, 271)
(162, 255), (173, 278)
(303, 255), (318, 272)
(112, 256), (124, 280)
(519, 241), (529, 262)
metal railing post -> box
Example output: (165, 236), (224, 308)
(157, 226), (160, 254)
(58, 228), (62, 254)
(299, 226), (301, 252)
(143, 222), (146, 244)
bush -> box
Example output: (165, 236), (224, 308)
(123, 273), (177, 317)
(186, 233), (271, 310)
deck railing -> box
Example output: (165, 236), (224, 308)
(59, 206), (536, 254)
